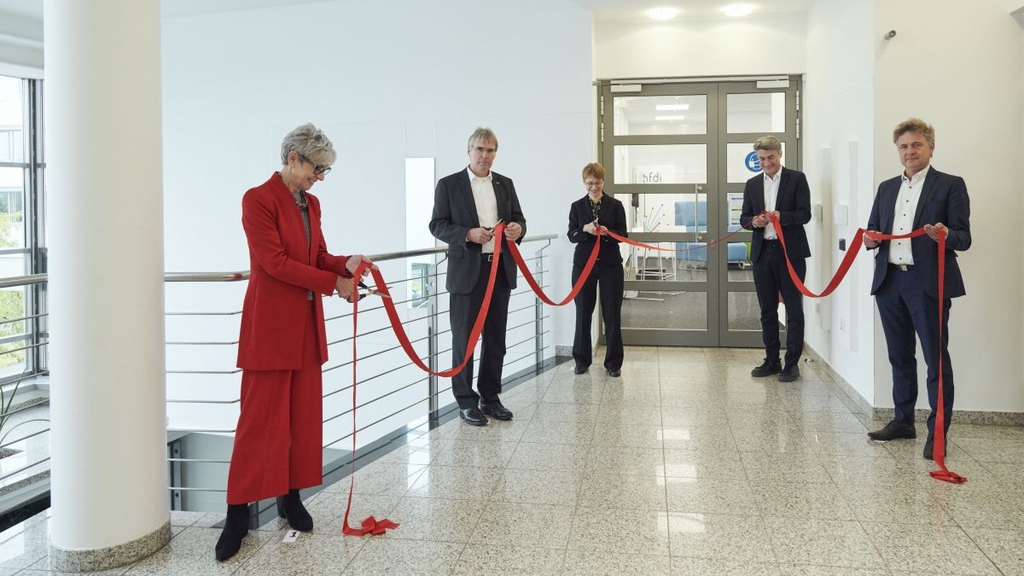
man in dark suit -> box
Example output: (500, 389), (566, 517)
(864, 118), (971, 460)
(429, 127), (526, 426)
(740, 136), (812, 383)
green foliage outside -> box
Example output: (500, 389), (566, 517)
(0, 210), (25, 369)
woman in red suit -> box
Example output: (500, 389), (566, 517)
(216, 123), (375, 561)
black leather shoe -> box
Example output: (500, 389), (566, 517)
(459, 407), (488, 426)
(867, 420), (917, 441)
(480, 400), (513, 421)
(923, 434), (947, 460)
(215, 503), (249, 562)
(778, 364), (800, 382)
(276, 489), (313, 532)
(573, 363), (588, 374)
(751, 359), (782, 377)
(607, 369), (621, 378)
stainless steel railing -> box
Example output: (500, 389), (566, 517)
(1, 235), (559, 515)
(170, 235), (559, 512)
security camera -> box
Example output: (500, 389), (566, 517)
(884, 30), (897, 40)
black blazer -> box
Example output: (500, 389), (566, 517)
(866, 167), (970, 299)
(567, 194), (628, 266)
(429, 168), (527, 295)
(739, 166), (812, 263)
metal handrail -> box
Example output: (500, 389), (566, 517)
(0, 234), (559, 513)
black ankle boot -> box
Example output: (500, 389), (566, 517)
(276, 489), (313, 532)
(214, 503), (250, 562)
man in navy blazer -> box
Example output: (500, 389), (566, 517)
(429, 127), (527, 426)
(740, 136), (812, 383)
(864, 118), (971, 460)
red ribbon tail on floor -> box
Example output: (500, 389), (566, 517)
(343, 516), (401, 536)
(341, 262), (401, 536)
(928, 231), (966, 484)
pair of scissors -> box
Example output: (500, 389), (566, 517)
(357, 281), (390, 300)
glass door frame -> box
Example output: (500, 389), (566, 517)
(598, 81), (720, 347)
(597, 76), (802, 349)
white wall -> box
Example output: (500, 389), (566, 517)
(594, 1), (1024, 418)
(871, 0), (1024, 415)
(802, 0), (877, 404)
(161, 0), (594, 430)
(595, 14), (806, 79)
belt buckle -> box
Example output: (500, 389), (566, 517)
(896, 264), (909, 271)
(483, 253), (493, 262)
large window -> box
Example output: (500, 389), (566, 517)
(0, 75), (45, 378)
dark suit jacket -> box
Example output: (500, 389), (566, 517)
(867, 166), (971, 299)
(429, 168), (527, 294)
(567, 194), (628, 266)
(739, 167), (812, 263)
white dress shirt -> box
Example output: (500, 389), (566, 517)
(888, 165), (930, 266)
(762, 170), (781, 239)
(468, 167), (499, 253)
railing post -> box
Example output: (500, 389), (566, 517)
(534, 247), (545, 371)
(427, 258), (441, 425)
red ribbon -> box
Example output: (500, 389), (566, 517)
(501, 227), (603, 306)
(337, 214), (966, 534)
(765, 213), (964, 484)
(341, 269), (400, 535)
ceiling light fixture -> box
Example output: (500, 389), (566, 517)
(656, 104), (690, 111)
(655, 115), (686, 121)
(647, 7), (680, 21)
(722, 4), (755, 17)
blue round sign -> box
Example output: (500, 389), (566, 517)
(745, 151), (761, 172)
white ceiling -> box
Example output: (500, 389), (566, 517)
(0, 0), (816, 23)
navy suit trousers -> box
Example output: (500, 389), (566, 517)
(875, 266), (954, 436)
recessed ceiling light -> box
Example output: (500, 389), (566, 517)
(656, 104), (691, 111)
(655, 115), (686, 121)
(647, 7), (680, 21)
(722, 4), (755, 17)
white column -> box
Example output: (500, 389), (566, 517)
(45, 0), (169, 569)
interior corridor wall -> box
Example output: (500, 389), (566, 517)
(161, 0), (593, 431)
(802, 1), (877, 406)
(595, 14), (807, 78)
(871, 0), (1024, 416)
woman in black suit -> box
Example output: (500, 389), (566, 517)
(567, 162), (628, 377)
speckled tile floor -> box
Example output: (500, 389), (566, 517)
(2, 347), (1023, 575)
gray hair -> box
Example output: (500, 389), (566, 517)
(280, 123), (337, 166)
(467, 127), (499, 151)
(752, 135), (783, 154)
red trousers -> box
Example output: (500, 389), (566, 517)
(226, 313), (323, 504)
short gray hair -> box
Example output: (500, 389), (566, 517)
(467, 127), (498, 151)
(753, 135), (783, 154)
(280, 123), (337, 166)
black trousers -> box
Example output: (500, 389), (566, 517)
(875, 266), (954, 436)
(752, 240), (806, 367)
(449, 258), (511, 410)
(571, 261), (624, 371)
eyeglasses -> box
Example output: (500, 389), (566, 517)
(299, 153), (332, 176)
(471, 146), (497, 157)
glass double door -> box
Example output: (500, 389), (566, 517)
(598, 78), (801, 347)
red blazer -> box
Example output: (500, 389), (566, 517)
(236, 173), (350, 370)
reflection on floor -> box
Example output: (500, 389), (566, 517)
(2, 346), (1023, 575)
